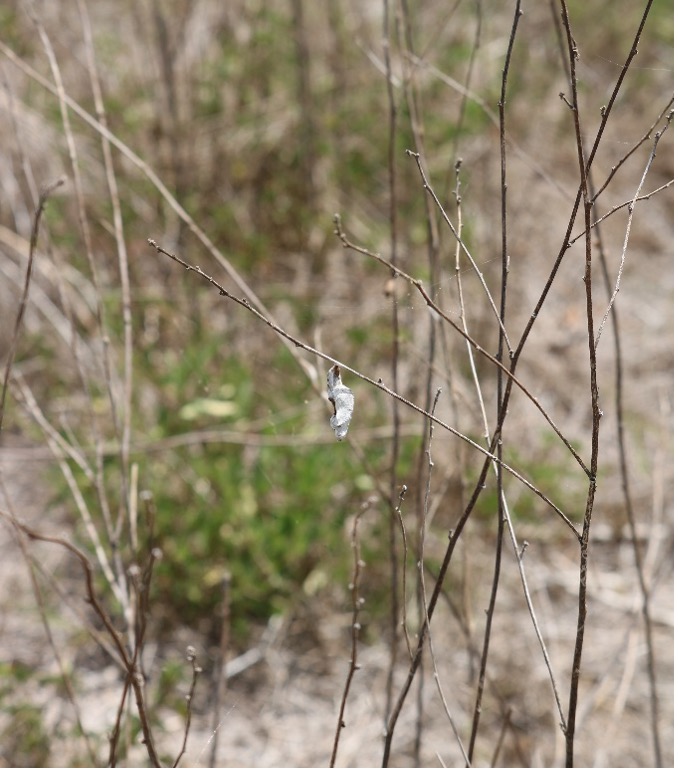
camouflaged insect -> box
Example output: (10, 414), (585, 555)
(327, 365), (354, 441)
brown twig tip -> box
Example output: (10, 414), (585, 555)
(559, 92), (574, 110)
(42, 176), (66, 197)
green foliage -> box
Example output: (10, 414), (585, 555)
(469, 431), (586, 525)
(0, 692), (50, 768)
(148, 423), (362, 637)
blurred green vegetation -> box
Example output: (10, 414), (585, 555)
(3, 0), (672, 653)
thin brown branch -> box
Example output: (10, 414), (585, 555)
(0, 480), (98, 765)
(468, 7), (522, 761)
(591, 98), (674, 204)
(405, 150), (512, 355)
(330, 499), (371, 767)
(148, 239), (579, 536)
(334, 215), (592, 480)
(595, 116), (673, 348)
(209, 573), (231, 767)
(0, 510), (161, 766)
(569, 179), (673, 246)
(560, 1), (603, 764)
(382, 0), (403, 726)
(174, 646), (202, 767)
(417, 391), (469, 765)
(0, 177), (64, 436)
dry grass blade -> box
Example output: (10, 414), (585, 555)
(0, 177), (64, 435)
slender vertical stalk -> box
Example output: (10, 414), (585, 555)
(559, 3), (660, 761)
(209, 573), (232, 767)
(594, 199), (664, 768)
(76, 0), (135, 598)
(0, 179), (63, 435)
(330, 502), (370, 767)
(398, 1), (443, 761)
(559, 4), (599, 765)
(290, 0), (318, 212)
(381, 0), (403, 725)
(467, 4), (521, 761)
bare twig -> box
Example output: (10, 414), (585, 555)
(174, 646), (202, 767)
(394, 485), (412, 659)
(209, 573), (232, 768)
(330, 499), (371, 767)
(468, 6), (522, 761)
(148, 239), (579, 535)
(396, 5), (443, 759)
(0, 510), (160, 765)
(418, 390), (470, 766)
(406, 150), (512, 355)
(591, 98), (674, 204)
(503, 501), (567, 731)
(0, 177), (64, 436)
(588, 110), (667, 770)
(382, 0), (403, 725)
(0, 479), (98, 765)
(559, 2), (602, 764)
(595, 115), (673, 349)
(569, 179), (673, 246)
(334, 215), (591, 479)
(490, 708), (512, 768)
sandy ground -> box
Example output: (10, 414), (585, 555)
(0, 445), (672, 767)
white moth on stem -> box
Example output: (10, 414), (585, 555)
(327, 365), (354, 441)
